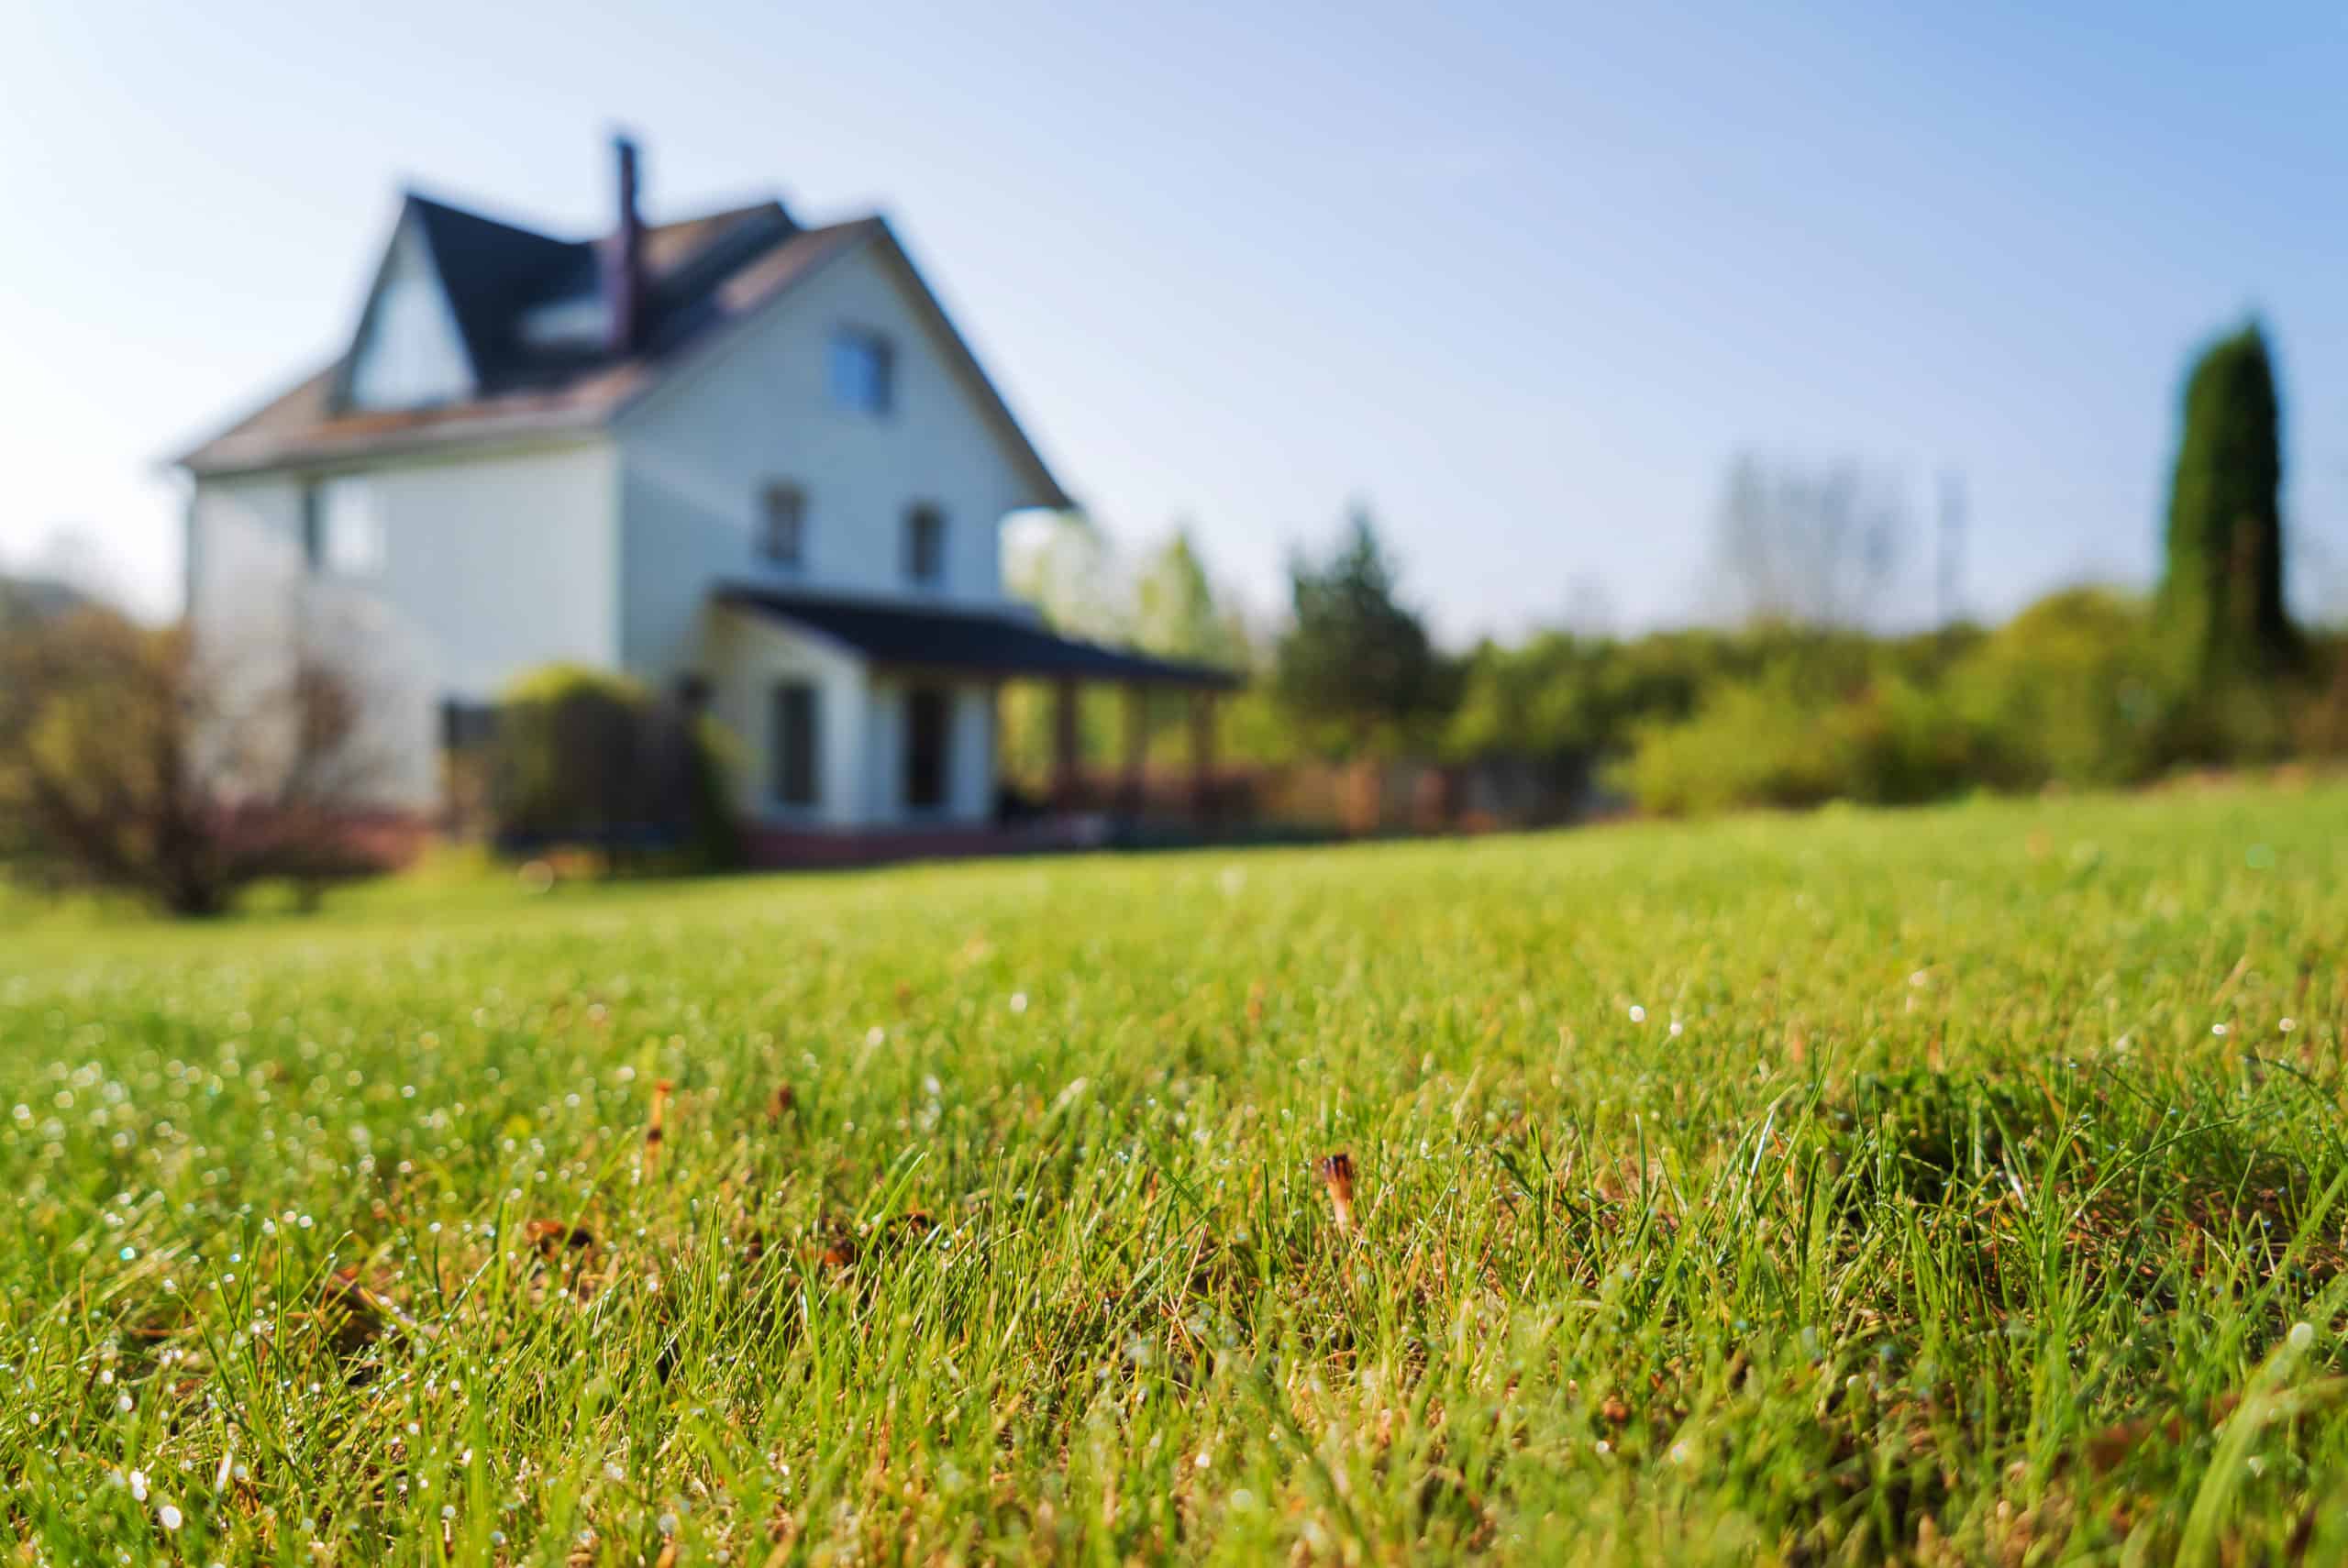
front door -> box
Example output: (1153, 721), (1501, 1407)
(904, 686), (950, 811)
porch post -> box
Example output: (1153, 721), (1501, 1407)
(1188, 690), (1217, 825)
(1120, 684), (1148, 818)
(1052, 677), (1082, 812)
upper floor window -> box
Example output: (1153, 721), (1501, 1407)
(903, 503), (947, 586)
(304, 476), (386, 576)
(759, 481), (806, 567)
(828, 328), (894, 415)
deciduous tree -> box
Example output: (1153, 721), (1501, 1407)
(0, 603), (399, 915)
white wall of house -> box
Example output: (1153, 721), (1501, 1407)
(614, 239), (1043, 684)
(186, 440), (620, 808)
(341, 440), (620, 699)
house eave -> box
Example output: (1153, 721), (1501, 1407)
(180, 414), (611, 480)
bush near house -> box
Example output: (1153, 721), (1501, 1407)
(486, 664), (740, 874)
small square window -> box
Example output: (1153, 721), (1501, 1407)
(903, 504), (946, 585)
(438, 700), (499, 753)
(759, 482), (805, 567)
(828, 328), (893, 415)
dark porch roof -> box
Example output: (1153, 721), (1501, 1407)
(715, 584), (1242, 690)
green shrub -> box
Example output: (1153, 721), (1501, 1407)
(1609, 665), (1979, 818)
(489, 665), (739, 873)
(1944, 588), (2174, 790)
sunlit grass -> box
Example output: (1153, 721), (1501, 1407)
(6, 783), (2348, 1562)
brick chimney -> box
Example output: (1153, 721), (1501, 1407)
(604, 135), (645, 355)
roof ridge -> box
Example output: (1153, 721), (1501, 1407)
(401, 188), (576, 248)
(643, 198), (788, 235)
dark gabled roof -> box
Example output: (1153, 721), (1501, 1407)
(175, 215), (878, 476)
(714, 584), (1242, 690)
(175, 193), (1072, 508)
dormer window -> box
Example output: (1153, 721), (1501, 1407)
(759, 481), (806, 567)
(828, 328), (893, 415)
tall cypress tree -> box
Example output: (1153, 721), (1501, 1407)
(2158, 322), (2295, 680)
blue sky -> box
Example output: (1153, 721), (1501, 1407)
(6, 0), (2346, 640)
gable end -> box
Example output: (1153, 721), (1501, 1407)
(338, 208), (478, 412)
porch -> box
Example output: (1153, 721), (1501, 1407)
(705, 585), (1241, 862)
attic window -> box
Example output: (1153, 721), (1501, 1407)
(828, 328), (893, 415)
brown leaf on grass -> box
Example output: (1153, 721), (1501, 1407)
(767, 1083), (796, 1121)
(318, 1269), (383, 1353)
(2084, 1390), (2243, 1474)
(815, 1214), (858, 1272)
(644, 1078), (673, 1174)
(1316, 1153), (1357, 1237)
(814, 1209), (935, 1276)
(525, 1220), (595, 1257)
(319, 1268), (427, 1362)
(1599, 1397), (1632, 1425)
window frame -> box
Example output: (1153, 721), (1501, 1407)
(827, 327), (895, 416)
(758, 480), (807, 569)
(300, 485), (325, 569)
(311, 475), (386, 577)
(903, 502), (947, 587)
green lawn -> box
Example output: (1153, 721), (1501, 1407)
(6, 784), (2347, 1563)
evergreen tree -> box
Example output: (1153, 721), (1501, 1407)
(1274, 506), (1445, 749)
(2159, 322), (2295, 679)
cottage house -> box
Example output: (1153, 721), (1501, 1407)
(176, 136), (1234, 859)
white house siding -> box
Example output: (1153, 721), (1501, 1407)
(187, 471), (305, 635)
(342, 441), (619, 700)
(699, 604), (869, 830)
(614, 240), (1042, 685)
(186, 440), (619, 809)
